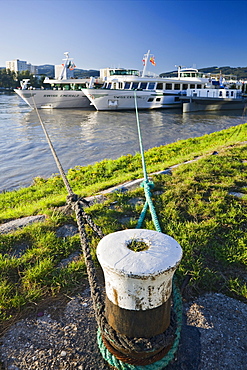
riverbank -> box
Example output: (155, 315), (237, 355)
(0, 124), (246, 367)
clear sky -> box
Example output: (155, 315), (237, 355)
(1, 0), (247, 74)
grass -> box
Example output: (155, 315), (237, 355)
(0, 122), (247, 330)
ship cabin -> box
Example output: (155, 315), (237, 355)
(177, 67), (205, 79)
(102, 79), (206, 92)
(100, 67), (207, 92)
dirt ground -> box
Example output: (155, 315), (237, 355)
(0, 280), (246, 370)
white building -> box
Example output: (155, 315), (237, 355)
(5, 59), (37, 74)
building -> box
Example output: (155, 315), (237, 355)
(5, 59), (37, 74)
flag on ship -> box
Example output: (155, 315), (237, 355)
(67, 61), (76, 70)
(142, 51), (156, 66)
(150, 56), (156, 66)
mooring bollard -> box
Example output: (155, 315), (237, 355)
(97, 228), (183, 363)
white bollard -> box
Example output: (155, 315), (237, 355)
(97, 229), (183, 339)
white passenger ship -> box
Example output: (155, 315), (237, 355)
(182, 86), (246, 112)
(14, 53), (100, 109)
(82, 50), (214, 111)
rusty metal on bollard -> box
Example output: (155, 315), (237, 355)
(96, 229), (183, 362)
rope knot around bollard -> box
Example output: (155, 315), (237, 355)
(97, 280), (183, 369)
(96, 229), (183, 369)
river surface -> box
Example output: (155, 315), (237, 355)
(0, 92), (246, 193)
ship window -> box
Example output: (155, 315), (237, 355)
(140, 82), (148, 89)
(156, 83), (163, 90)
(132, 82), (139, 89)
(124, 82), (131, 89)
(182, 84), (188, 90)
(190, 84), (195, 89)
(148, 98), (154, 102)
(174, 84), (180, 90)
(165, 83), (172, 90)
(231, 91), (234, 96)
(226, 91), (229, 97)
(219, 91), (223, 96)
(119, 82), (123, 89)
(197, 84), (202, 89)
(156, 97), (161, 101)
(148, 82), (155, 90)
(107, 83), (112, 89)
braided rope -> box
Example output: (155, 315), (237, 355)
(34, 100), (183, 369)
(136, 180), (162, 232)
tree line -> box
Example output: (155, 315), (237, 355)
(0, 69), (44, 89)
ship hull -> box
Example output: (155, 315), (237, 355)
(82, 89), (182, 111)
(14, 89), (90, 109)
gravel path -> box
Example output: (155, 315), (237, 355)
(1, 283), (246, 370)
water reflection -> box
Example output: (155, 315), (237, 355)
(0, 92), (246, 192)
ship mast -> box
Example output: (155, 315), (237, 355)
(142, 50), (150, 77)
(59, 52), (70, 80)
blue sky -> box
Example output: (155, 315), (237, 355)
(1, 0), (247, 74)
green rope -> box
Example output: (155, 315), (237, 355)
(97, 281), (183, 369)
(134, 92), (149, 183)
(137, 180), (162, 232)
(133, 92), (162, 232)
(97, 94), (183, 369)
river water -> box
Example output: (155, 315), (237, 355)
(0, 92), (246, 193)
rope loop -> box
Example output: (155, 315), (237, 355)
(140, 180), (155, 189)
(66, 193), (79, 204)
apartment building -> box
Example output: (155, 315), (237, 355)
(5, 59), (37, 74)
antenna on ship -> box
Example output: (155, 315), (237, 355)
(175, 65), (183, 79)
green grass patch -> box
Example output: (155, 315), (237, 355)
(0, 123), (247, 327)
